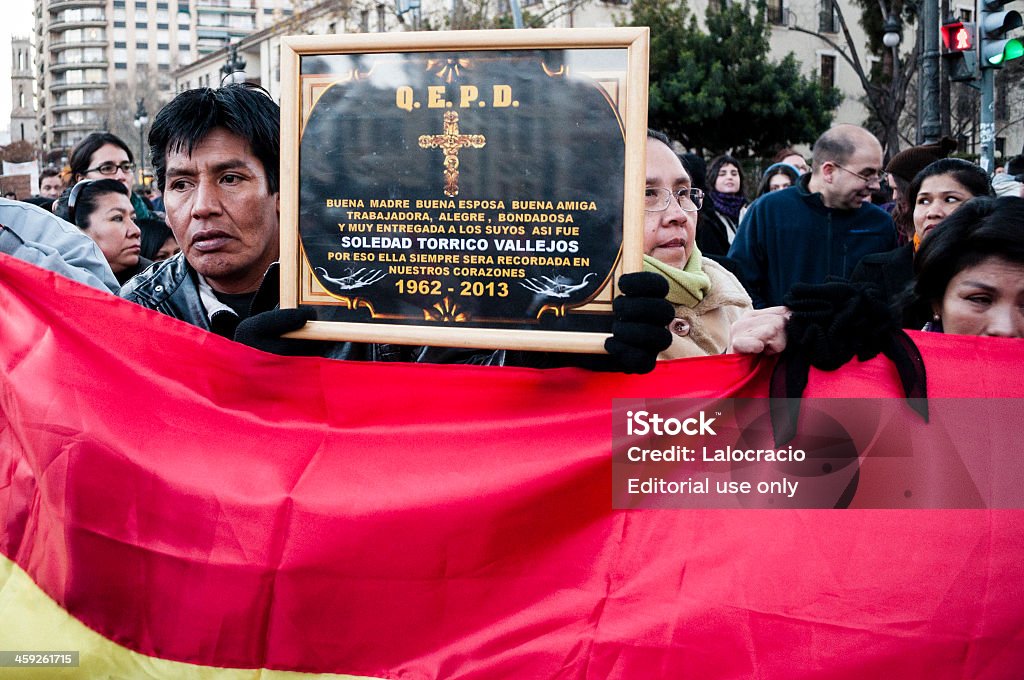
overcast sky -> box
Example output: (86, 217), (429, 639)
(1, 0), (37, 137)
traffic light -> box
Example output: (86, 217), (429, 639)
(942, 19), (978, 81)
(942, 20), (974, 51)
(980, 0), (1023, 68)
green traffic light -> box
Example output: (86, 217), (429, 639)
(984, 38), (1024, 64)
(1007, 38), (1024, 61)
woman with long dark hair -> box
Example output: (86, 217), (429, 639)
(696, 155), (747, 257)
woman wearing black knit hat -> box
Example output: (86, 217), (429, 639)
(884, 137), (958, 240)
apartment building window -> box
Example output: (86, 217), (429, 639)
(819, 0), (839, 33)
(766, 0), (787, 25)
(820, 54), (836, 90)
(116, 62), (127, 69)
(114, 0), (125, 6)
(136, 41), (148, 49)
(136, 22), (147, 29)
(114, 41), (126, 48)
(228, 14), (254, 29)
(114, 21), (126, 28)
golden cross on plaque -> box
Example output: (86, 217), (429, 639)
(418, 111), (486, 197)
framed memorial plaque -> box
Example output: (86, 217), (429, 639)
(280, 28), (649, 352)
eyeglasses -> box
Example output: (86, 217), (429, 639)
(645, 187), (704, 212)
(83, 161), (135, 176)
(66, 179), (97, 224)
(832, 163), (884, 184)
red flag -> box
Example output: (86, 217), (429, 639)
(1, 253), (1023, 678)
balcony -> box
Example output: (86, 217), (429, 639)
(50, 38), (108, 52)
(50, 80), (108, 93)
(52, 120), (104, 134)
(48, 17), (106, 32)
(197, 0), (257, 12)
(50, 59), (109, 73)
(48, 0), (104, 11)
(52, 100), (108, 114)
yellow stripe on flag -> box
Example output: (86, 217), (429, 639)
(0, 556), (385, 680)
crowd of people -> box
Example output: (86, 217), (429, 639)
(2, 82), (1024, 371)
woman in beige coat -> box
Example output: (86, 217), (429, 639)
(643, 131), (752, 358)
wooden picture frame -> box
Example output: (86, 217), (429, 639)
(279, 28), (649, 352)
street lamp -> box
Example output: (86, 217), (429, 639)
(133, 98), (148, 185)
(882, 15), (903, 48)
(220, 43), (247, 86)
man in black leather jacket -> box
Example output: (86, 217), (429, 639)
(121, 85), (672, 372)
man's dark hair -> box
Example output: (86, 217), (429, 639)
(679, 153), (708, 193)
(647, 128), (671, 147)
(136, 217), (174, 261)
(910, 196), (1024, 309)
(54, 179), (130, 230)
(148, 84), (280, 193)
(1006, 155), (1024, 178)
(69, 132), (134, 182)
(40, 166), (61, 181)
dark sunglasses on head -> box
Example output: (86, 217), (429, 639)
(67, 179), (98, 224)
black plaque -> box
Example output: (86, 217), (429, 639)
(281, 31), (649, 351)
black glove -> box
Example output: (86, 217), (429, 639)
(538, 272), (673, 374)
(769, 282), (927, 446)
(234, 307), (329, 357)
(602, 272), (674, 373)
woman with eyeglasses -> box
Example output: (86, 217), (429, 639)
(68, 132), (153, 222)
(644, 130), (752, 358)
(54, 179), (150, 285)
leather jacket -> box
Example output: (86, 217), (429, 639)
(118, 252), (214, 331)
(119, 255), (512, 365)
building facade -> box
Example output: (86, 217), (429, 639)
(9, 37), (38, 145)
(175, 0), (1020, 161)
(34, 0), (298, 159)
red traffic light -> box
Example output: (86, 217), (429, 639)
(942, 21), (975, 51)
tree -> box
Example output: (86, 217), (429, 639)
(788, 0), (918, 158)
(0, 140), (36, 164)
(628, 0), (841, 156)
(105, 66), (175, 182)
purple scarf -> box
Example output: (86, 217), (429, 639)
(709, 190), (746, 223)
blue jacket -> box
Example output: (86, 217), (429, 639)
(727, 175), (896, 308)
(0, 198), (119, 293)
